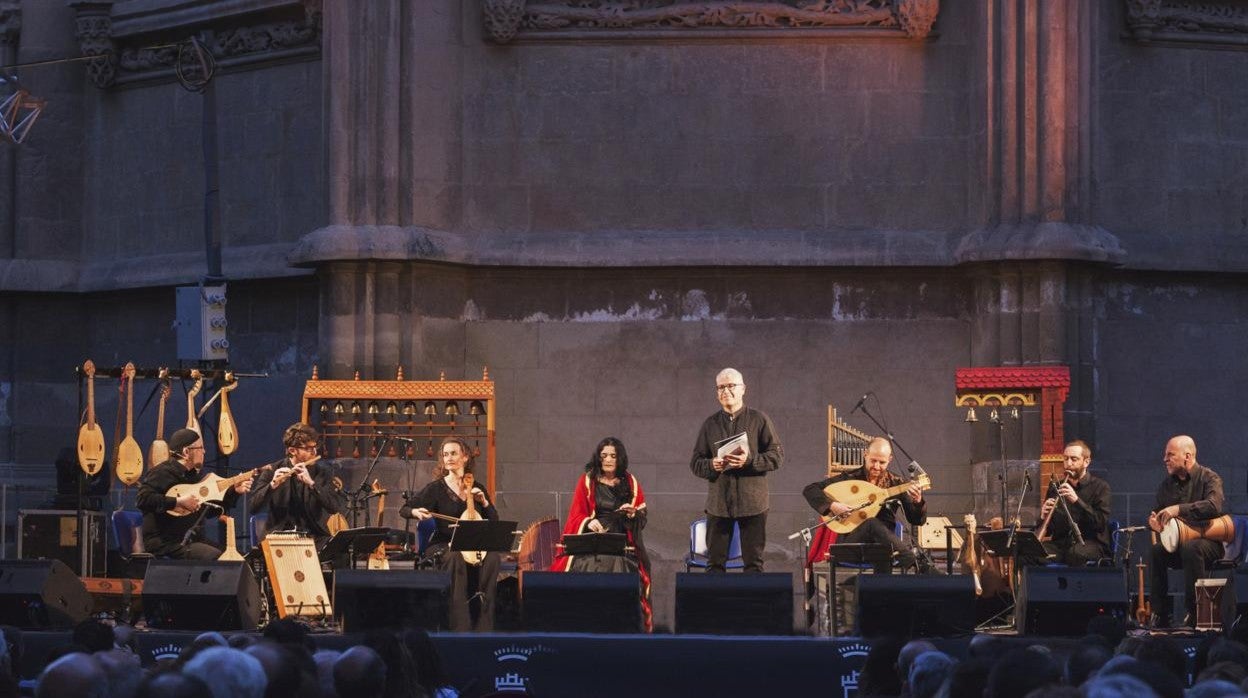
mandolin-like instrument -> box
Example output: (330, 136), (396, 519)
(217, 372), (239, 455)
(165, 463), (272, 516)
(367, 479), (390, 570)
(148, 368), (171, 468)
(820, 474), (932, 534)
(115, 363), (145, 486)
(76, 360), (106, 476)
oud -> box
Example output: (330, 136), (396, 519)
(820, 474), (932, 534)
(148, 369), (171, 468)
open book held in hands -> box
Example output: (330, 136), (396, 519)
(715, 432), (749, 461)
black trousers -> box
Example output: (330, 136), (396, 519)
(706, 512), (767, 573)
(1149, 538), (1223, 625)
(1043, 539), (1110, 567)
(839, 518), (914, 574)
(433, 545), (501, 632)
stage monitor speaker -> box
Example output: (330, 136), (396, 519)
(1018, 566), (1128, 636)
(0, 560), (93, 628)
(333, 570), (450, 632)
(675, 572), (793, 635)
(521, 571), (641, 633)
(856, 574), (976, 638)
(142, 560), (261, 631)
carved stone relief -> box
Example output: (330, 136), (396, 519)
(69, 0), (322, 89)
(1125, 0), (1248, 48)
(483, 0), (940, 44)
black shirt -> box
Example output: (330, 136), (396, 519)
(249, 458), (345, 541)
(1042, 471), (1112, 553)
(690, 406), (784, 518)
(401, 476), (499, 547)
(1156, 463), (1224, 523)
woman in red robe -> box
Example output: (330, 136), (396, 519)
(549, 436), (652, 631)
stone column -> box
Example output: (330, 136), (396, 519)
(962, 1), (1122, 447)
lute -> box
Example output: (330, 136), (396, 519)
(459, 473), (486, 565)
(76, 360), (106, 476)
(820, 474), (932, 534)
(217, 372), (239, 455)
(115, 362), (145, 486)
(148, 368), (171, 467)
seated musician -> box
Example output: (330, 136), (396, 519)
(1148, 435), (1225, 628)
(549, 437), (653, 631)
(1037, 440), (1112, 567)
(249, 423), (345, 550)
(401, 436), (500, 632)
(135, 428), (252, 559)
(801, 437), (925, 574)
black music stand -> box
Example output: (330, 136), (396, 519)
(561, 532), (628, 557)
(449, 520), (519, 557)
(975, 528), (1046, 630)
(319, 527), (388, 569)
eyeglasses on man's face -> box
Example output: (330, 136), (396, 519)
(715, 383), (740, 393)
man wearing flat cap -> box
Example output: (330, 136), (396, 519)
(136, 428), (252, 559)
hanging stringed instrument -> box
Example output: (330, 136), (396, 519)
(218, 515), (245, 562)
(148, 369), (172, 468)
(76, 360), (106, 476)
(115, 362), (145, 486)
(368, 479), (390, 570)
(820, 473), (932, 534)
(185, 369), (204, 434)
(459, 472), (486, 565)
(217, 372), (239, 455)
(326, 475), (349, 535)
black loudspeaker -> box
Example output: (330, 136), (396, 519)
(522, 571), (641, 633)
(0, 560), (93, 628)
(1018, 566), (1128, 636)
(675, 572), (793, 635)
(142, 560), (261, 630)
(856, 574), (977, 638)
(333, 570), (450, 632)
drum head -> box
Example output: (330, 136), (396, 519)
(1160, 518), (1179, 553)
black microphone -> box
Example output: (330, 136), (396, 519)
(850, 393), (869, 415)
(375, 430), (417, 443)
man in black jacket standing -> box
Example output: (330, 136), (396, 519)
(690, 367), (784, 573)
(249, 423), (344, 550)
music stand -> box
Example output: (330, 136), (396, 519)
(319, 527), (388, 569)
(560, 533), (628, 557)
(975, 528), (1045, 630)
(449, 519), (519, 556)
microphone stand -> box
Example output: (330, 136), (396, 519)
(855, 400), (937, 575)
(349, 434), (391, 528)
(181, 502), (222, 548)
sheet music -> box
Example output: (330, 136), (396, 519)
(715, 432), (748, 460)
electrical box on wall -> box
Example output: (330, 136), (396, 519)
(176, 284), (228, 361)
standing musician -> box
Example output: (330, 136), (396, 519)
(248, 422), (345, 550)
(1148, 434), (1225, 628)
(802, 437), (925, 574)
(1037, 440), (1112, 567)
(135, 428), (252, 559)
(690, 367), (784, 573)
(401, 436), (501, 632)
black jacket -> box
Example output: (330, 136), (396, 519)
(249, 458), (346, 541)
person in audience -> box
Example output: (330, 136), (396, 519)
(134, 671), (213, 698)
(549, 436), (652, 631)
(334, 646), (387, 698)
(35, 652), (106, 698)
(182, 646), (267, 698)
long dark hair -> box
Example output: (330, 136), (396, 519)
(585, 436), (630, 482)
